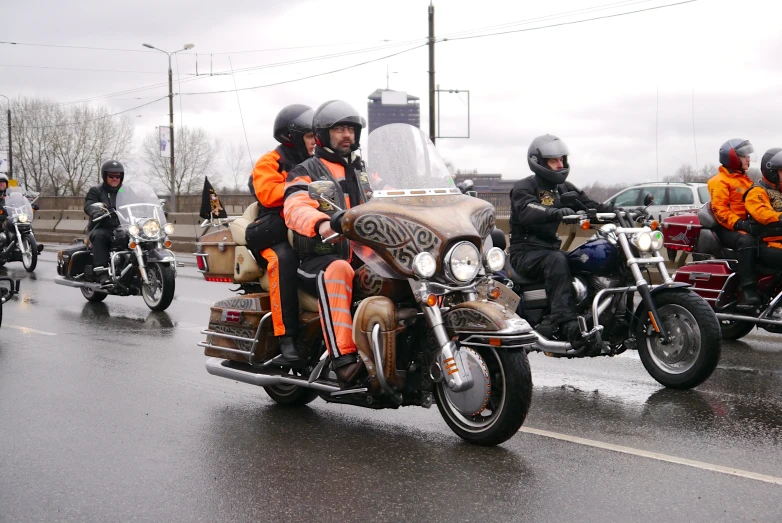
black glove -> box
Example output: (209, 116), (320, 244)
(735, 219), (759, 235)
(551, 208), (576, 220)
(597, 201), (615, 213)
(329, 210), (347, 234)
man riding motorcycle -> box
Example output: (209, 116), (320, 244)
(509, 134), (607, 343)
(744, 148), (782, 268)
(707, 139), (761, 306)
(84, 160), (124, 284)
(246, 104), (316, 367)
(283, 100), (370, 385)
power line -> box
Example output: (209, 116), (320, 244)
(443, 0), (697, 42)
(18, 96), (167, 129)
(0, 63), (196, 75)
(0, 41), (153, 53)
(179, 43), (428, 96)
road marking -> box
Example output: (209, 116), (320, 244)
(519, 426), (782, 486)
(4, 325), (58, 336)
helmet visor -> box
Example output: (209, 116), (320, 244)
(768, 151), (782, 172)
(536, 139), (570, 159)
(735, 140), (754, 158)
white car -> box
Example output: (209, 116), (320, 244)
(604, 182), (709, 221)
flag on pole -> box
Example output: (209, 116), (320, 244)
(199, 176), (227, 220)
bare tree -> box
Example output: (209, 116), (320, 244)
(223, 143), (249, 191)
(142, 125), (221, 210)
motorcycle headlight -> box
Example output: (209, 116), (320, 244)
(18, 213), (29, 223)
(128, 224), (140, 237)
(142, 219), (161, 238)
(413, 252), (437, 279)
(444, 241), (481, 283)
(634, 231), (653, 252)
(164, 223), (175, 235)
(483, 247), (505, 273)
(650, 230), (664, 251)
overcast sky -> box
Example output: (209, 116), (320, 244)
(3, 0), (782, 188)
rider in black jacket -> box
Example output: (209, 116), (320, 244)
(84, 160), (124, 281)
(509, 135), (608, 343)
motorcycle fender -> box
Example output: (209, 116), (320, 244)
(442, 301), (535, 348)
(145, 249), (175, 264)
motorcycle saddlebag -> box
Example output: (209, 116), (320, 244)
(195, 226), (236, 281)
(56, 244), (91, 277)
(662, 212), (701, 253)
(203, 293), (279, 363)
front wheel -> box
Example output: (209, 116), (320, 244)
(636, 290), (721, 389)
(21, 235), (38, 272)
(435, 346), (532, 446)
(142, 263), (175, 311)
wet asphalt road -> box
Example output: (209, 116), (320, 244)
(1, 249), (781, 522)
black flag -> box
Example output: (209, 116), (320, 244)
(199, 176), (227, 220)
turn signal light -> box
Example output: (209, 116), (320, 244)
(426, 294), (438, 307)
(164, 240), (172, 248)
(650, 220), (659, 230)
(489, 338), (501, 346)
(129, 242), (137, 249)
(489, 287), (502, 300)
(580, 220), (591, 230)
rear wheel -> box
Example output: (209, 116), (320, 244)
(435, 346), (532, 446)
(636, 290), (721, 389)
(142, 263), (175, 311)
(22, 235), (37, 272)
(81, 286), (107, 303)
(719, 319), (755, 340)
(264, 383), (319, 406)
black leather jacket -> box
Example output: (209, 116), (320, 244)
(84, 183), (120, 232)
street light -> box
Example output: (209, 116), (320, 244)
(0, 94), (11, 184)
(142, 42), (195, 212)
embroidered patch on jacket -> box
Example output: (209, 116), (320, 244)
(539, 190), (555, 206)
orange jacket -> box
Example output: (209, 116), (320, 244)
(251, 149), (288, 210)
(744, 185), (782, 246)
(707, 166), (754, 230)
(284, 157), (351, 238)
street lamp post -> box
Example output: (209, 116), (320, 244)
(0, 94), (12, 183)
(142, 42), (194, 212)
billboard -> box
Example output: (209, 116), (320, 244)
(159, 126), (171, 158)
(381, 91), (408, 105)
(0, 151), (7, 174)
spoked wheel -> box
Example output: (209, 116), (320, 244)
(264, 381), (319, 406)
(142, 263), (175, 311)
(21, 236), (37, 272)
(719, 319), (755, 340)
(636, 290), (721, 389)
(435, 346), (532, 446)
(81, 286), (107, 303)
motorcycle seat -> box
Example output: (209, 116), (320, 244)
(228, 203), (260, 247)
(505, 261), (542, 287)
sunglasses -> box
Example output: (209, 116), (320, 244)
(106, 174), (122, 180)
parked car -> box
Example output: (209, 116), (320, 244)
(604, 182), (709, 222)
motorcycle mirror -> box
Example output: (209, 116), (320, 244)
(467, 190), (478, 197)
(308, 181), (343, 211)
(643, 193), (655, 207)
(158, 199), (167, 208)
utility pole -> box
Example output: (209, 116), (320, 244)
(428, 1), (436, 145)
(0, 94), (12, 182)
(142, 42), (194, 212)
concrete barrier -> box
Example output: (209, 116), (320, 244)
(54, 210), (89, 234)
(32, 210), (62, 232)
(167, 213), (203, 241)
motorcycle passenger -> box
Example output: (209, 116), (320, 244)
(509, 134), (607, 343)
(84, 160), (124, 283)
(0, 173), (8, 197)
(284, 100), (371, 385)
(246, 104), (316, 367)
(707, 139), (761, 306)
(744, 148), (782, 269)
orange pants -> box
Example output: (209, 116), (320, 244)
(313, 259), (356, 358)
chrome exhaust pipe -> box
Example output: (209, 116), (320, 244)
(715, 313), (782, 327)
(205, 357), (340, 393)
(531, 332), (573, 354)
(54, 278), (103, 291)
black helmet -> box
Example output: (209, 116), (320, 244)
(528, 134), (570, 185)
(101, 160), (124, 184)
(273, 104), (314, 144)
(312, 100), (366, 152)
(0, 173), (8, 184)
(764, 150), (782, 190)
(761, 147), (782, 180)
(719, 138), (753, 172)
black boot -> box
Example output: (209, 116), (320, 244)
(332, 353), (365, 386)
(268, 336), (305, 367)
(559, 319), (582, 344)
(535, 317), (557, 339)
(741, 285), (762, 307)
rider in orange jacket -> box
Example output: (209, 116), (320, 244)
(744, 148), (782, 271)
(707, 139), (761, 306)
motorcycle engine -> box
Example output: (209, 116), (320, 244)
(591, 275), (620, 291)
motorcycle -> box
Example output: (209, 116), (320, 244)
(0, 189), (44, 272)
(0, 276), (20, 328)
(664, 205), (782, 340)
(507, 194), (722, 389)
(54, 180), (178, 311)
(196, 123), (535, 446)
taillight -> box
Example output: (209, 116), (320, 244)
(195, 255), (207, 272)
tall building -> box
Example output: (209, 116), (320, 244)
(367, 89), (420, 132)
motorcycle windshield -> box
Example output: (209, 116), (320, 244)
(4, 192), (34, 222)
(365, 123), (456, 193)
(115, 180), (166, 226)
